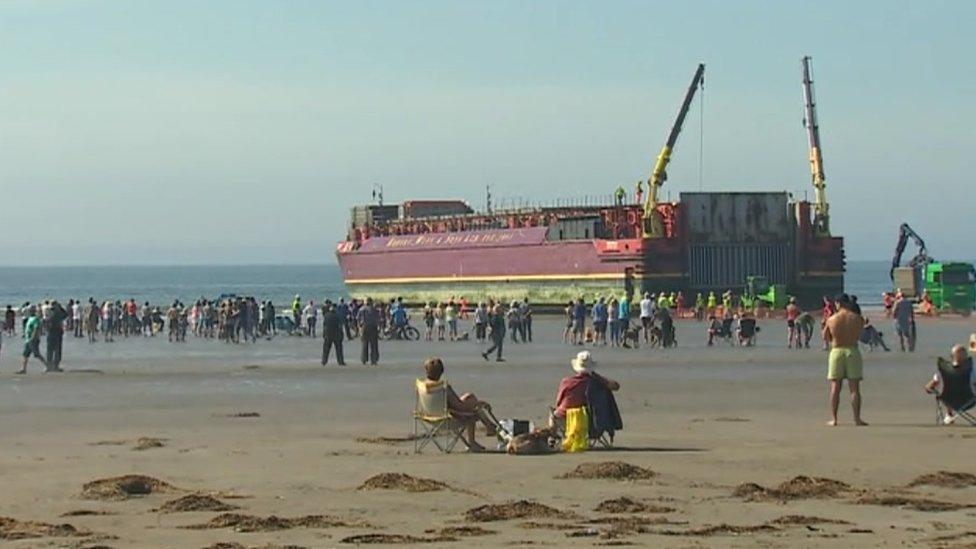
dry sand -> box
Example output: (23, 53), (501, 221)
(1, 316), (975, 547)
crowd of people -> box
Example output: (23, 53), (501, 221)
(0, 287), (935, 378)
(3, 287), (972, 436)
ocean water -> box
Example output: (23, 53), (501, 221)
(0, 261), (892, 307)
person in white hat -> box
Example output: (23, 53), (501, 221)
(550, 351), (619, 425)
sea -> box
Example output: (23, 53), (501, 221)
(0, 261), (894, 307)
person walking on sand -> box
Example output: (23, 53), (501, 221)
(482, 304), (506, 362)
(321, 302), (345, 366)
(823, 294), (867, 427)
(17, 306), (47, 374)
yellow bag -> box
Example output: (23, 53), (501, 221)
(562, 406), (589, 453)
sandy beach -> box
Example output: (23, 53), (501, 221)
(2, 316), (975, 548)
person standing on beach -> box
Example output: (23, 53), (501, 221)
(892, 291), (916, 352)
(520, 299), (533, 342)
(823, 294), (867, 427)
(473, 302), (488, 343)
(101, 301), (115, 342)
(337, 298), (350, 339)
(4, 305), (16, 336)
(17, 306), (47, 374)
(45, 300), (67, 371)
(785, 298), (801, 348)
(482, 304), (506, 362)
(608, 297), (620, 347)
(292, 295), (302, 333)
(618, 295), (630, 341)
(358, 297), (380, 365)
(321, 302), (345, 366)
(639, 292), (655, 344)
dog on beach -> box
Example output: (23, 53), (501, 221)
(645, 325), (663, 348)
(622, 326), (641, 349)
(506, 427), (557, 455)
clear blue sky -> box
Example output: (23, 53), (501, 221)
(1, 0), (972, 264)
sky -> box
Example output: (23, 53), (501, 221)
(1, 0), (973, 265)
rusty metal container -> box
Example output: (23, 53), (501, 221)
(681, 192), (791, 244)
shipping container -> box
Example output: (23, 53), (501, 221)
(681, 192), (791, 244)
(350, 205), (399, 227)
(401, 200), (473, 219)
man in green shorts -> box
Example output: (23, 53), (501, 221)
(822, 294), (867, 426)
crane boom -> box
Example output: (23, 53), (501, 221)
(642, 63), (705, 238)
(801, 56), (830, 236)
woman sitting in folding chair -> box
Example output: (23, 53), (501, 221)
(924, 344), (976, 426)
(549, 351), (621, 452)
(419, 357), (507, 452)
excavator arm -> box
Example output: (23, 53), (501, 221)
(890, 223), (931, 280)
(642, 63), (705, 238)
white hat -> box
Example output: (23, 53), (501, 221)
(571, 350), (595, 373)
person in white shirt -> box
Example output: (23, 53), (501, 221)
(72, 301), (83, 338)
(639, 292), (657, 343)
(304, 301), (318, 338)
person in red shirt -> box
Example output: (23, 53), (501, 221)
(551, 351), (619, 422)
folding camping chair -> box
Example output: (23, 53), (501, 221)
(413, 378), (471, 453)
(547, 374), (621, 451)
(932, 358), (976, 426)
(546, 408), (608, 449)
(737, 318), (759, 347)
(719, 317), (734, 345)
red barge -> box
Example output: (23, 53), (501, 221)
(335, 60), (844, 307)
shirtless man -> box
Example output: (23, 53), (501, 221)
(822, 294), (867, 426)
(785, 298), (801, 348)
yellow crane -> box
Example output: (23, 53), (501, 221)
(642, 63), (705, 238)
(801, 56), (829, 236)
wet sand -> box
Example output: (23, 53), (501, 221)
(1, 316), (975, 547)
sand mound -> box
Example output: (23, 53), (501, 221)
(358, 473), (450, 493)
(90, 440), (128, 446)
(426, 526), (495, 537)
(768, 515), (851, 526)
(185, 513), (364, 532)
(59, 510), (115, 517)
(465, 500), (571, 522)
(660, 523), (778, 537)
(81, 475), (177, 500)
(132, 437), (166, 451)
(593, 497), (674, 514)
(558, 462), (656, 481)
(340, 533), (454, 544)
(355, 435), (419, 445)
(685, 524), (778, 536)
(854, 494), (971, 512)
(157, 494), (238, 513)
(0, 516), (89, 540)
(203, 541), (308, 549)
(518, 521), (581, 530)
(733, 476), (851, 501)
(908, 471), (976, 489)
